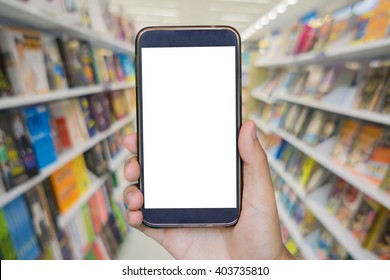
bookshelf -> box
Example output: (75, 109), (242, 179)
(0, 81), (135, 110)
(274, 94), (390, 126)
(255, 37), (390, 68)
(269, 157), (378, 260)
(270, 127), (390, 210)
(0, 114), (135, 208)
(0, 0), (133, 54)
(249, 4), (390, 257)
(276, 201), (318, 260)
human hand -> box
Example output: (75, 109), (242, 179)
(122, 120), (293, 260)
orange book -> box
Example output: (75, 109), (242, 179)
(50, 161), (80, 213)
(347, 125), (384, 174)
(361, 0), (390, 42)
(88, 193), (103, 234)
(95, 189), (109, 225)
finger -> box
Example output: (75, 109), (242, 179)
(238, 120), (274, 198)
(123, 185), (143, 211)
(125, 210), (166, 244)
(123, 133), (138, 154)
(124, 156), (140, 182)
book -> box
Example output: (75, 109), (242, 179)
(118, 53), (135, 83)
(355, 0), (390, 43)
(41, 179), (59, 229)
(25, 183), (62, 259)
(23, 105), (57, 169)
(49, 99), (89, 148)
(302, 66), (325, 98)
(113, 54), (125, 81)
(105, 53), (119, 82)
(79, 96), (98, 138)
(282, 104), (300, 133)
(317, 114), (339, 144)
(364, 129), (390, 185)
(3, 195), (41, 259)
(293, 24), (317, 54)
(72, 155), (90, 194)
(346, 124), (384, 174)
(336, 185), (364, 228)
(327, 178), (349, 215)
(107, 131), (122, 159)
(354, 66), (390, 111)
(313, 16), (333, 51)
(93, 48), (110, 85)
(316, 227), (334, 260)
(299, 157), (318, 187)
(41, 34), (68, 90)
(302, 111), (326, 146)
(364, 209), (390, 259)
(292, 107), (310, 138)
(332, 119), (361, 164)
(56, 229), (73, 260)
(305, 166), (331, 193)
(84, 142), (108, 177)
(0, 209), (17, 259)
(378, 75), (390, 114)
(0, 27), (50, 96)
(0, 111), (30, 190)
(88, 93), (112, 131)
(0, 50), (13, 97)
(57, 38), (97, 87)
(349, 196), (382, 244)
(50, 161), (80, 213)
(47, 108), (64, 155)
(109, 90), (130, 120)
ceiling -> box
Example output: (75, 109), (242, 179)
(109, 0), (279, 38)
(108, 0), (359, 42)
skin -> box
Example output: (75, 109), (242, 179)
(122, 120), (294, 260)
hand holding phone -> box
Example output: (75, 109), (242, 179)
(122, 121), (294, 259)
(136, 26), (242, 227)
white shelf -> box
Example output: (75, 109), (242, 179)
(0, 81), (135, 110)
(276, 94), (390, 126)
(269, 157), (378, 260)
(277, 202), (318, 260)
(249, 113), (272, 134)
(57, 172), (109, 229)
(271, 127), (390, 210)
(0, 114), (135, 208)
(255, 37), (390, 68)
(108, 149), (135, 172)
(0, 0), (133, 54)
(251, 89), (277, 105)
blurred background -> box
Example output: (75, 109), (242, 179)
(0, 0), (389, 260)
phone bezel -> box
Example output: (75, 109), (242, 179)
(135, 26), (242, 227)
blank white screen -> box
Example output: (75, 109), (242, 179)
(142, 46), (237, 209)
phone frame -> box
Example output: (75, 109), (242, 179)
(135, 26), (242, 227)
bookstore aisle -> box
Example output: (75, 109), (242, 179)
(245, 0), (390, 260)
(0, 0), (138, 260)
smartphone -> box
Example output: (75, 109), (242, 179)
(136, 26), (242, 227)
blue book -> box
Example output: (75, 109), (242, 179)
(118, 54), (135, 81)
(3, 196), (41, 259)
(23, 106), (57, 169)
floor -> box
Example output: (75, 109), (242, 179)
(115, 227), (175, 260)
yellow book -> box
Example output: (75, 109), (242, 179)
(300, 157), (316, 187)
(72, 155), (91, 194)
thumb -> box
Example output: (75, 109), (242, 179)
(238, 121), (275, 202)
